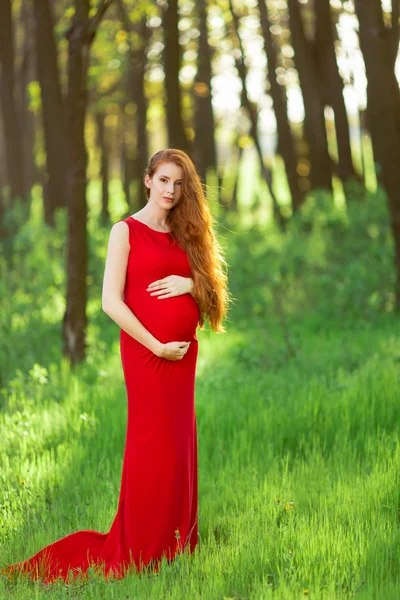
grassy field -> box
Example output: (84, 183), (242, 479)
(1, 185), (399, 598)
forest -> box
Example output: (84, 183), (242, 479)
(1, 0), (400, 598)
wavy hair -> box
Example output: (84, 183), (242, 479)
(143, 148), (230, 333)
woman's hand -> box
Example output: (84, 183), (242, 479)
(147, 275), (193, 299)
(158, 341), (191, 361)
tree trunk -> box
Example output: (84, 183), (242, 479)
(231, 137), (243, 212)
(63, 0), (112, 364)
(0, 0), (26, 203)
(229, 0), (286, 229)
(33, 0), (67, 222)
(391, 0), (399, 70)
(127, 17), (150, 185)
(120, 128), (132, 207)
(135, 18), (150, 182)
(162, 0), (191, 153)
(95, 112), (110, 224)
(314, 0), (358, 189)
(257, 0), (304, 213)
(116, 1), (150, 195)
(288, 0), (332, 192)
(358, 108), (366, 189)
(0, 106), (6, 193)
(193, 0), (217, 181)
(18, 0), (38, 197)
(354, 0), (400, 308)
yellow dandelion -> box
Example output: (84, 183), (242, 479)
(304, 590), (309, 595)
(175, 529), (180, 539)
(285, 502), (295, 510)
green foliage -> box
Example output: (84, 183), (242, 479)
(1, 182), (400, 598)
(285, 186), (394, 321)
(227, 184), (393, 338)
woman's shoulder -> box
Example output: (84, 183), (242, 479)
(111, 217), (135, 249)
(112, 218), (129, 234)
(114, 215), (131, 225)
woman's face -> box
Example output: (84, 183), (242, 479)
(145, 162), (184, 209)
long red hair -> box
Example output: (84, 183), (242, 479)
(144, 149), (230, 333)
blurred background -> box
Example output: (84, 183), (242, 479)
(1, 0), (399, 362)
(1, 2), (400, 596)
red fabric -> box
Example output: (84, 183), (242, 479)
(2, 217), (200, 583)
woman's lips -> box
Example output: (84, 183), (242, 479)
(163, 197), (174, 203)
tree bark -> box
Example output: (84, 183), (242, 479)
(18, 0), (38, 198)
(354, 0), (400, 308)
(63, 0), (113, 364)
(162, 0), (191, 153)
(132, 17), (150, 182)
(229, 0), (286, 229)
(231, 135), (243, 212)
(120, 122), (132, 207)
(0, 0), (26, 202)
(288, 0), (332, 192)
(391, 0), (399, 69)
(116, 1), (150, 186)
(95, 111), (110, 224)
(314, 0), (358, 189)
(193, 0), (217, 181)
(32, 0), (67, 222)
(257, 0), (304, 213)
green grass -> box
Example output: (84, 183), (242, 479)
(0, 184), (399, 598)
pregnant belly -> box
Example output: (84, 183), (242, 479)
(127, 290), (200, 343)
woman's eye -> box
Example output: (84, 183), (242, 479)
(160, 178), (181, 185)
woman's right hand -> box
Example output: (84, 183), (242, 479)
(158, 341), (191, 361)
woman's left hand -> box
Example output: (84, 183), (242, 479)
(147, 275), (193, 299)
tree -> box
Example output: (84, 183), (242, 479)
(116, 1), (151, 190)
(288, 0), (332, 192)
(193, 0), (217, 181)
(229, 0), (286, 228)
(33, 0), (67, 224)
(162, 0), (191, 153)
(18, 0), (38, 198)
(314, 0), (358, 192)
(257, 0), (304, 213)
(95, 110), (110, 223)
(0, 0), (26, 204)
(63, 0), (114, 364)
(354, 0), (400, 308)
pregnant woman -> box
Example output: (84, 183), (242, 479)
(1, 148), (229, 584)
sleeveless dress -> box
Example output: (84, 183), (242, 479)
(1, 216), (200, 583)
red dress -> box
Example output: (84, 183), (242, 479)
(1, 216), (200, 583)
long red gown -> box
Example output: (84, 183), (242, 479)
(1, 216), (200, 583)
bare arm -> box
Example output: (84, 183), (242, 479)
(101, 221), (163, 356)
